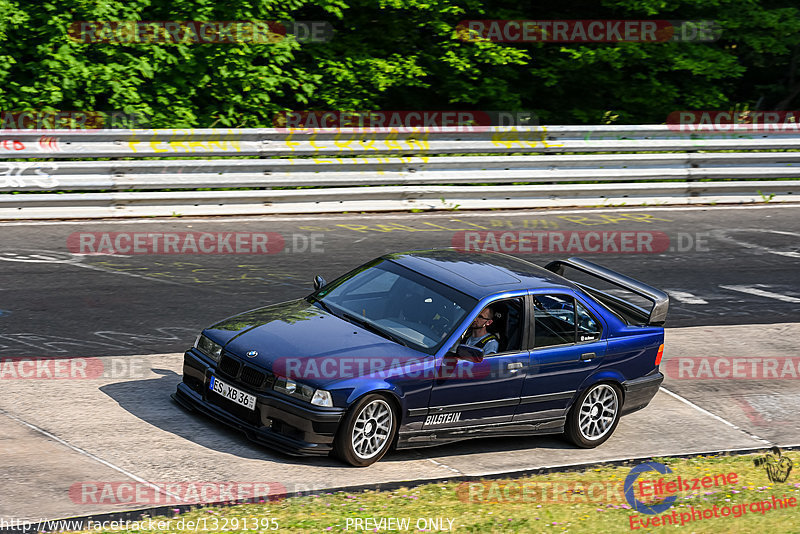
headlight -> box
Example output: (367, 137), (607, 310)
(274, 377), (332, 407)
(196, 335), (223, 362)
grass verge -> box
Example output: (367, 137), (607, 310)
(65, 452), (800, 533)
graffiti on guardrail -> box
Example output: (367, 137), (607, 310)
(283, 131), (431, 154)
(491, 126), (564, 149)
(0, 162), (59, 188)
(0, 139), (25, 151)
(1, 137), (66, 153)
(280, 126), (563, 153)
(128, 129), (241, 153)
(38, 136), (60, 151)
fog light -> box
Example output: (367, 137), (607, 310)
(311, 389), (333, 407)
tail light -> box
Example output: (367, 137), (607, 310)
(655, 343), (664, 366)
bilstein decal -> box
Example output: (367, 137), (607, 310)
(424, 412), (462, 426)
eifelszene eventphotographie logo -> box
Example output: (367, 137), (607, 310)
(754, 447), (793, 483)
(624, 462), (678, 514)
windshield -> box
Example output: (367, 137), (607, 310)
(308, 259), (476, 354)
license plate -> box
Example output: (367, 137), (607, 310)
(209, 376), (257, 411)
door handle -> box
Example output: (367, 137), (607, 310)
(507, 362), (524, 372)
(581, 352), (596, 361)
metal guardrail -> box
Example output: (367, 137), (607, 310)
(3, 125), (800, 159)
(1, 125), (799, 219)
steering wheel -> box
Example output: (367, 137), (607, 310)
(431, 314), (451, 335)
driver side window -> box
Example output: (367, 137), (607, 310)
(461, 298), (525, 355)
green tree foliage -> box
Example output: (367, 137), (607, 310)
(0, 0), (798, 126)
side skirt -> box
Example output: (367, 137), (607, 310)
(395, 417), (565, 449)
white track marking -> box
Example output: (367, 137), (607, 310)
(0, 204), (798, 226)
(667, 291), (708, 305)
(0, 250), (79, 263)
(0, 408), (185, 502)
(426, 457), (462, 475)
(0, 248), (205, 289)
(71, 261), (189, 287)
(711, 228), (800, 259)
(719, 284), (800, 303)
(658, 387), (771, 445)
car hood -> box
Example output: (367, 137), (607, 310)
(204, 299), (429, 387)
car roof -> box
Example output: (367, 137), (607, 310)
(384, 249), (578, 299)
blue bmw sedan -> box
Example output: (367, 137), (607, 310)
(173, 249), (668, 466)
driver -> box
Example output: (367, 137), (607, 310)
(464, 305), (499, 355)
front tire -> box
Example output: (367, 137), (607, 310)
(565, 383), (621, 448)
(334, 394), (397, 467)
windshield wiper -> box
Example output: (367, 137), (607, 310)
(308, 295), (336, 316)
(340, 312), (408, 347)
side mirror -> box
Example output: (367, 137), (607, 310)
(313, 275), (327, 291)
(453, 344), (484, 363)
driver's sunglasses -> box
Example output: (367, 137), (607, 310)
(478, 314), (492, 321)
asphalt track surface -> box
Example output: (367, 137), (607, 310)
(1, 205), (799, 524)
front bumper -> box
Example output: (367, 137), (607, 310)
(620, 371), (664, 416)
(173, 349), (344, 456)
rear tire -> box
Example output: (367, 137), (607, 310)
(565, 383), (621, 448)
(334, 394), (397, 467)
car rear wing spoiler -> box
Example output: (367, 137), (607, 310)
(545, 257), (669, 326)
